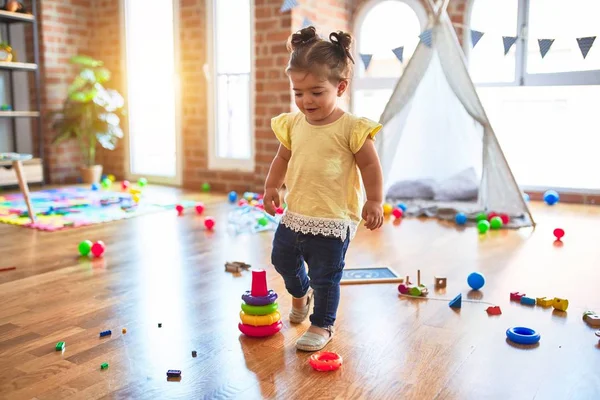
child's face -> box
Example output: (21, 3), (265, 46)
(289, 71), (347, 124)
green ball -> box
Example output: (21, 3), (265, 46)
(202, 182), (211, 192)
(475, 213), (487, 222)
(258, 217), (268, 226)
(490, 216), (503, 230)
(138, 177), (147, 187)
(78, 240), (93, 256)
(477, 220), (490, 234)
(101, 178), (111, 188)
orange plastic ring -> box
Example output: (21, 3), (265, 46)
(309, 351), (343, 371)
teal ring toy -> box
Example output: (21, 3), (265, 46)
(506, 327), (540, 345)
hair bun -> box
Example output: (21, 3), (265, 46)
(329, 31), (355, 64)
(288, 26), (319, 52)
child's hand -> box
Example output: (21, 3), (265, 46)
(263, 188), (280, 216)
(362, 200), (383, 230)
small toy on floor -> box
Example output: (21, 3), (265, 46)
(225, 261), (251, 273)
(238, 269), (282, 337)
(583, 311), (600, 327)
(398, 270), (428, 296)
(309, 351), (343, 372)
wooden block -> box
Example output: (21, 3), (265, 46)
(434, 276), (447, 288)
(520, 296), (536, 306)
(552, 297), (569, 312)
(510, 292), (526, 301)
(536, 297), (553, 307)
(584, 314), (600, 328)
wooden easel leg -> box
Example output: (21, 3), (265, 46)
(13, 160), (36, 223)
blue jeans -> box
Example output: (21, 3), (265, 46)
(271, 224), (350, 329)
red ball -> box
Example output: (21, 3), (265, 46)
(238, 199), (248, 206)
(175, 204), (184, 215)
(392, 208), (403, 218)
(91, 240), (106, 257)
(204, 217), (215, 230)
(553, 228), (565, 240)
(500, 214), (510, 224)
(121, 180), (130, 190)
(275, 207), (284, 214)
(487, 212), (498, 221)
(195, 202), (205, 214)
(255, 204), (264, 210)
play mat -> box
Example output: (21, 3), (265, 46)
(0, 187), (195, 231)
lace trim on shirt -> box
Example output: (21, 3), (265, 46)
(280, 211), (357, 241)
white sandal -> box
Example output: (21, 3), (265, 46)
(289, 288), (314, 324)
(296, 326), (334, 352)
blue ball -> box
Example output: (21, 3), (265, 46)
(91, 183), (99, 191)
(228, 191), (238, 203)
(397, 202), (407, 212)
(467, 272), (485, 290)
(543, 190), (559, 205)
(455, 212), (467, 225)
(523, 193), (530, 202)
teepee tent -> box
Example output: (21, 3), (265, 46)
(376, 0), (534, 228)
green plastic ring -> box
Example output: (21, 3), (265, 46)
(241, 302), (278, 315)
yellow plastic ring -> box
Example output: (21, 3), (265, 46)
(239, 310), (281, 326)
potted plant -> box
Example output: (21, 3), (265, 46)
(50, 55), (125, 184)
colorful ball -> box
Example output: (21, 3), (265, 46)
(101, 178), (111, 188)
(392, 208), (403, 218)
(467, 272), (485, 290)
(91, 183), (99, 191)
(258, 217), (268, 226)
(228, 191), (238, 203)
(202, 182), (211, 192)
(175, 204), (184, 215)
(107, 174), (116, 182)
(543, 190), (559, 205)
(138, 177), (147, 187)
(477, 220), (490, 234)
(275, 207), (284, 215)
(490, 216), (503, 230)
(500, 214), (510, 224)
(238, 199), (248, 206)
(455, 212), (467, 225)
(204, 217), (215, 230)
(397, 202), (407, 212)
(132, 194), (140, 203)
(121, 180), (130, 190)
(91, 241), (106, 257)
(383, 203), (393, 215)
(523, 193), (530, 202)
(195, 202), (205, 214)
(475, 213), (487, 222)
(78, 240), (93, 256)
(553, 228), (565, 240)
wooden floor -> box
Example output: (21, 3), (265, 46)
(1, 185), (599, 400)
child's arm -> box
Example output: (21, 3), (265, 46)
(263, 144), (291, 215)
(355, 138), (384, 230)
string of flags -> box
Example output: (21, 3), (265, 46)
(278, 0), (597, 70)
(359, 28), (597, 70)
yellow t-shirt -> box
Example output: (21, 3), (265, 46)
(271, 111), (382, 241)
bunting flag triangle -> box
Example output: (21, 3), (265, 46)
(392, 46), (404, 63)
(360, 54), (373, 70)
(576, 36), (596, 59)
(419, 29), (433, 48)
(502, 36), (517, 55)
(280, 0), (298, 13)
(471, 30), (484, 48)
(301, 17), (313, 29)
(538, 39), (555, 59)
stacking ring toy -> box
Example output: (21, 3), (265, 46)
(506, 327), (540, 345)
(309, 352), (343, 372)
(242, 289), (278, 306)
(238, 320), (282, 337)
(240, 310), (281, 326)
(241, 302), (279, 316)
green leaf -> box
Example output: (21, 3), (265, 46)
(69, 88), (97, 103)
(94, 68), (111, 84)
(70, 55), (103, 68)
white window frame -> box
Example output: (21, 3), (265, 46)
(465, 0), (600, 87)
(205, 0), (255, 172)
(352, 0), (429, 96)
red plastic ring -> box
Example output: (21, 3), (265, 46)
(238, 320), (282, 337)
(309, 351), (343, 371)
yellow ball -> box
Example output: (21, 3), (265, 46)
(383, 203), (393, 215)
(107, 174), (116, 182)
(132, 194), (140, 203)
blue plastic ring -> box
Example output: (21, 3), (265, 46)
(506, 326), (540, 345)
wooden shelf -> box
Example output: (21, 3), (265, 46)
(0, 61), (37, 71)
(0, 10), (34, 23)
(0, 111), (40, 118)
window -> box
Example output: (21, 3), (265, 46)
(352, 0), (427, 121)
(206, 0), (253, 171)
(468, 0), (600, 191)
